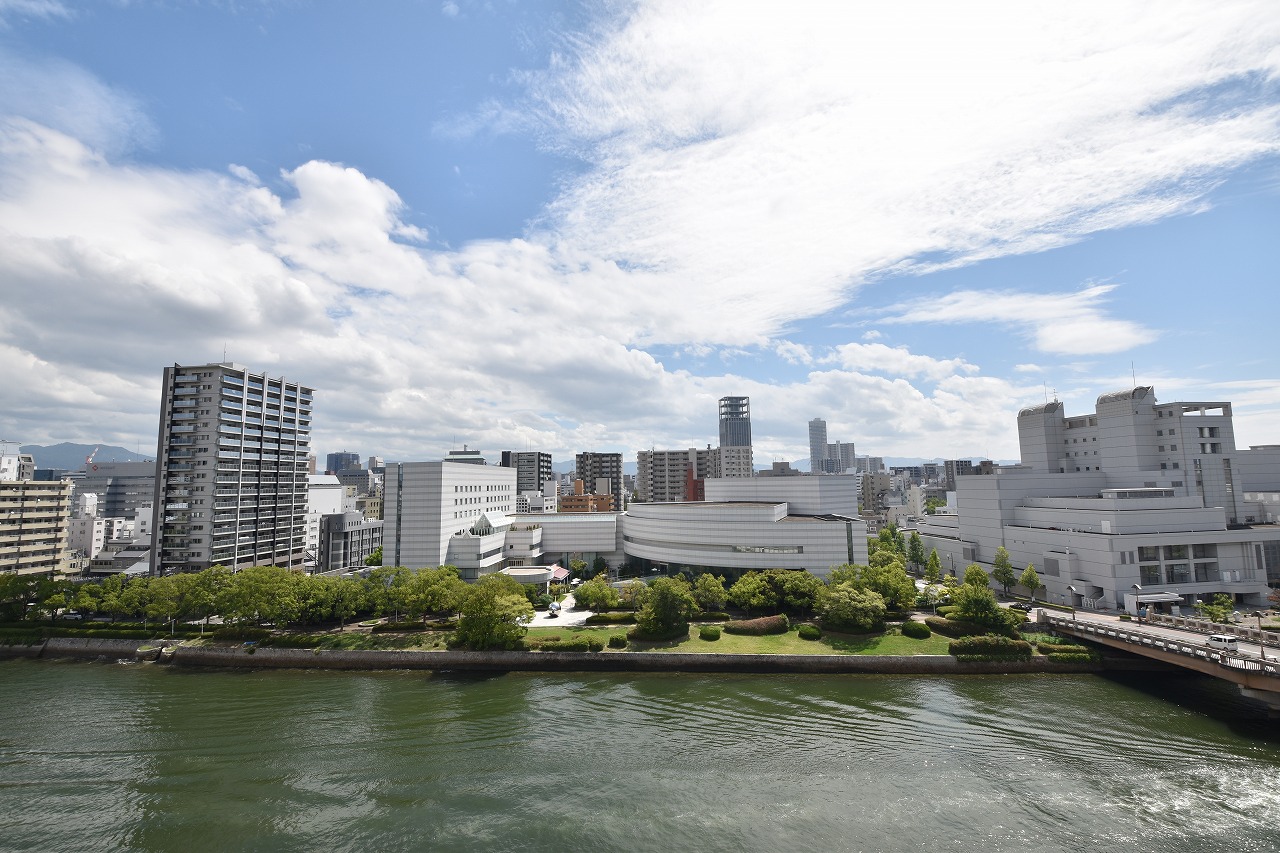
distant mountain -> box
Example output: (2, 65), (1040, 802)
(20, 443), (154, 471)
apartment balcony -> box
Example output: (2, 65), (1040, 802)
(173, 386), (200, 395)
(173, 399), (197, 408)
(164, 502), (190, 511)
(171, 412), (197, 421)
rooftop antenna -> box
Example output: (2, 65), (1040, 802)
(223, 343), (228, 362)
(1131, 361), (1137, 387)
(1043, 382), (1049, 403)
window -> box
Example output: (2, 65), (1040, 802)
(1170, 445), (1177, 451)
(1156, 430), (1163, 436)
(1193, 543), (1217, 559)
(1158, 446), (1166, 452)
(1164, 544), (1188, 560)
(1140, 565), (1161, 584)
(1165, 563), (1190, 584)
(1138, 546), (1160, 561)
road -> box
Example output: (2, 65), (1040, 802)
(1040, 607), (1275, 661)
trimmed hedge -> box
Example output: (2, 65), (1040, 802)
(936, 606), (959, 618)
(924, 615), (989, 638)
(698, 611), (731, 622)
(948, 635), (1032, 659)
(1047, 652), (1096, 663)
(607, 634), (628, 649)
(723, 614), (790, 636)
(797, 624), (822, 641)
(528, 638), (605, 652)
(626, 625), (690, 642)
(699, 625), (721, 641)
(211, 626), (271, 641)
(1036, 642), (1090, 655)
(585, 612), (637, 625)
(900, 620), (932, 639)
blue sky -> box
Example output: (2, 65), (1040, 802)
(1, 0), (1278, 468)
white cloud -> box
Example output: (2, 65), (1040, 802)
(876, 284), (1160, 355)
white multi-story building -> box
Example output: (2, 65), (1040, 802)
(150, 362), (313, 575)
(918, 386), (1279, 610)
(1, 442), (72, 575)
(382, 461), (517, 577)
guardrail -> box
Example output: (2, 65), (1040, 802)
(1044, 615), (1280, 678)
(1143, 613), (1280, 649)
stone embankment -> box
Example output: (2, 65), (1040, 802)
(1, 638), (1170, 675)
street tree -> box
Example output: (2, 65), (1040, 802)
(963, 564), (989, 588)
(925, 549), (942, 584)
(691, 574), (728, 612)
(907, 532), (926, 572)
(991, 547), (1016, 595)
(1194, 593), (1236, 624)
(821, 584), (886, 633)
(1020, 565), (1043, 602)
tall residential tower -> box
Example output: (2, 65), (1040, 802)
(150, 363), (313, 575)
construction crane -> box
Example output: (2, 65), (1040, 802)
(85, 446), (100, 469)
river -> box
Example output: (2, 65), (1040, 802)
(2, 660), (1278, 852)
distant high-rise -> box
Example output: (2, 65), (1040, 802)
(501, 451), (554, 495)
(719, 396), (752, 448)
(151, 362), (313, 575)
(575, 452), (623, 511)
(326, 451), (360, 474)
(808, 418), (827, 473)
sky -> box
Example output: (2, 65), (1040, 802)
(1, 0), (1278, 469)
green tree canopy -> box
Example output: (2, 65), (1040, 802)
(728, 571), (777, 616)
(691, 573), (728, 612)
(991, 547), (1016, 595)
(821, 584), (886, 633)
(454, 574), (534, 650)
(924, 549), (942, 584)
(907, 531), (926, 570)
(828, 562), (916, 611)
(1019, 565), (1043, 601)
(1194, 593), (1236, 624)
(574, 576), (621, 611)
(364, 546), (383, 567)
(951, 583), (1022, 635)
(963, 564), (989, 588)
(636, 576), (697, 638)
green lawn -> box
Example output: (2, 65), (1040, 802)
(525, 623), (952, 656)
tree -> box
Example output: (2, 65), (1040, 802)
(991, 547), (1016, 595)
(773, 570), (826, 616)
(365, 566), (411, 620)
(951, 583), (1022, 635)
(828, 562), (916, 612)
(404, 566), (466, 620)
(454, 574), (534, 650)
(636, 577), (697, 638)
(364, 546), (383, 567)
(907, 532), (926, 572)
(569, 558), (588, 579)
(592, 555), (608, 578)
(691, 574), (728, 612)
(728, 571), (776, 616)
(924, 496), (946, 515)
(925, 549), (942, 584)
(821, 584), (886, 633)
(1195, 593), (1236, 624)
(573, 576), (620, 611)
(620, 579), (647, 611)
(1019, 565), (1042, 601)
(963, 564), (989, 589)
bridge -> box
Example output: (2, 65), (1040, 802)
(1041, 610), (1280, 711)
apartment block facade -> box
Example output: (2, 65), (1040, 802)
(150, 363), (313, 575)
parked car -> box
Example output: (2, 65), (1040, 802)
(1009, 602), (1034, 612)
(61, 611), (84, 620)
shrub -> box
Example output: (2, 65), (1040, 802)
(371, 621), (425, 633)
(626, 625), (689, 642)
(699, 625), (721, 641)
(1046, 652), (1097, 663)
(607, 634), (628, 649)
(948, 635), (1032, 659)
(1036, 642), (1090, 655)
(900, 620), (932, 639)
(924, 616), (988, 637)
(1118, 613), (1132, 621)
(937, 605), (959, 618)
(723, 614), (790, 636)
(797, 624), (822, 641)
(211, 626), (270, 641)
(698, 611), (731, 622)
(585, 612), (636, 625)
(424, 618), (457, 630)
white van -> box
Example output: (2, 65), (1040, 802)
(1206, 634), (1239, 652)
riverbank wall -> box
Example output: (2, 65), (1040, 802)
(0, 639), (1170, 675)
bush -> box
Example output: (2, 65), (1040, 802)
(585, 612), (636, 625)
(1046, 652), (1097, 663)
(1036, 642), (1090, 655)
(699, 625), (721, 641)
(626, 625), (689, 642)
(698, 611), (731, 622)
(371, 621), (425, 633)
(424, 618), (457, 630)
(924, 615), (988, 637)
(937, 605), (959, 618)
(900, 620), (932, 639)
(1118, 613), (1132, 621)
(948, 635), (1032, 659)
(211, 626), (270, 641)
(797, 624), (822, 641)
(607, 634), (628, 649)
(723, 614), (790, 636)
(529, 638), (593, 652)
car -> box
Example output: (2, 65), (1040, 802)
(61, 611), (84, 620)
(1206, 634), (1239, 652)
(1009, 602), (1034, 612)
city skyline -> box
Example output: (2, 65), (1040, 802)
(2, 2), (1278, 466)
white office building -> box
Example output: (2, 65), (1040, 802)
(918, 386), (1279, 611)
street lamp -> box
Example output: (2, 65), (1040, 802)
(1132, 584), (1143, 624)
(1253, 611), (1268, 662)
(1068, 585), (1079, 623)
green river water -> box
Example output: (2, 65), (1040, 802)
(1, 660), (1278, 852)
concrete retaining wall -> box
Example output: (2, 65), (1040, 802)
(43, 638), (148, 661)
(168, 645), (1143, 674)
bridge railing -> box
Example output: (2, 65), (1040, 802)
(1043, 615), (1280, 678)
(1143, 613), (1280, 649)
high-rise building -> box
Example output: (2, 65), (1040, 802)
(719, 396), (752, 448)
(326, 451), (361, 474)
(575, 452), (623, 511)
(500, 451), (554, 495)
(150, 362), (313, 575)
(73, 461), (155, 520)
(808, 418), (827, 474)
(1, 442), (73, 575)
